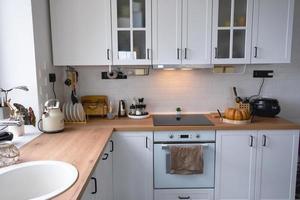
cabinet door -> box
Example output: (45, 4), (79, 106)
(111, 0), (152, 65)
(251, 0), (294, 63)
(113, 132), (153, 200)
(50, 0), (112, 66)
(212, 0), (253, 64)
(181, 0), (212, 65)
(96, 142), (113, 200)
(152, 0), (182, 65)
(255, 130), (299, 200)
(155, 189), (214, 200)
(215, 131), (257, 200)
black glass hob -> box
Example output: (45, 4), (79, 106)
(153, 114), (214, 126)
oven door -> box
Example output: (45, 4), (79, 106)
(154, 142), (215, 189)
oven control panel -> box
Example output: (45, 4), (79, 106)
(154, 131), (215, 142)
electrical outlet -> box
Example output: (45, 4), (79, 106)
(49, 73), (56, 82)
(253, 70), (274, 78)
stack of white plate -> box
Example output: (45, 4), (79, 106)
(62, 102), (86, 122)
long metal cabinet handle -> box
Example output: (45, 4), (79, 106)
(262, 135), (267, 147)
(147, 48), (150, 60)
(249, 136), (254, 147)
(184, 48), (187, 59)
(215, 47), (218, 58)
(91, 177), (97, 194)
(110, 140), (114, 152)
(178, 196), (190, 199)
(107, 49), (110, 60)
(146, 136), (149, 149)
(254, 46), (258, 58)
(177, 48), (180, 60)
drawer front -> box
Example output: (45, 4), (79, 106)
(155, 189), (214, 200)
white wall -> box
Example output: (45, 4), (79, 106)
(31, 0), (64, 111)
(75, 0), (300, 123)
(0, 0), (40, 116)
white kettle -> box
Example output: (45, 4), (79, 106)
(38, 99), (64, 133)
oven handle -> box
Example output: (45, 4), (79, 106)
(178, 196), (190, 199)
(161, 143), (210, 150)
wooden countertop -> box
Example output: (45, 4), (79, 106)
(19, 126), (113, 200)
(86, 114), (300, 131)
(18, 114), (300, 200)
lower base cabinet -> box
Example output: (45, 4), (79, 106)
(215, 130), (299, 200)
(113, 131), (154, 200)
(81, 141), (113, 200)
(155, 189), (214, 200)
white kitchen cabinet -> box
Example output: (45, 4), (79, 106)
(155, 189), (214, 200)
(111, 0), (152, 65)
(212, 0), (253, 64)
(251, 0), (295, 64)
(112, 132), (153, 200)
(255, 130), (299, 200)
(96, 141), (113, 200)
(50, 0), (112, 66)
(215, 131), (257, 200)
(215, 130), (299, 200)
(81, 142), (113, 200)
(152, 0), (212, 66)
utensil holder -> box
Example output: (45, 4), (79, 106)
(235, 102), (251, 112)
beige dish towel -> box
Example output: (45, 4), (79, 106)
(169, 145), (204, 175)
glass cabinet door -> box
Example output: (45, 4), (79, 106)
(213, 0), (252, 64)
(112, 0), (151, 65)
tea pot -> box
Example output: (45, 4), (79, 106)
(38, 99), (64, 133)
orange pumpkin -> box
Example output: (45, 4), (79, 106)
(224, 108), (251, 121)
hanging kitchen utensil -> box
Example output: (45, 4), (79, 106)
(233, 87), (242, 103)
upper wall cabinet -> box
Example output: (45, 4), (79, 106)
(50, 0), (112, 66)
(152, 0), (212, 66)
(111, 0), (152, 65)
(251, 0), (295, 64)
(212, 0), (253, 64)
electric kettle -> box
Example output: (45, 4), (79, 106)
(38, 99), (64, 133)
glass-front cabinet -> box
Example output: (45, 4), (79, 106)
(212, 0), (253, 64)
(111, 0), (152, 65)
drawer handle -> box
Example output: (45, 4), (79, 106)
(178, 196), (190, 199)
(102, 153), (109, 160)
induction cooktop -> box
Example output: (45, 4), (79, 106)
(153, 114), (214, 126)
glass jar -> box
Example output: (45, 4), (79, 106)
(0, 142), (20, 168)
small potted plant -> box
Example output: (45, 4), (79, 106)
(176, 107), (182, 118)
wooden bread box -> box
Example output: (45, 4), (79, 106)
(81, 96), (108, 117)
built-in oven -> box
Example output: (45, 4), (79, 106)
(154, 131), (215, 189)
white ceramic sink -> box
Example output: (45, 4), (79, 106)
(0, 161), (78, 200)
